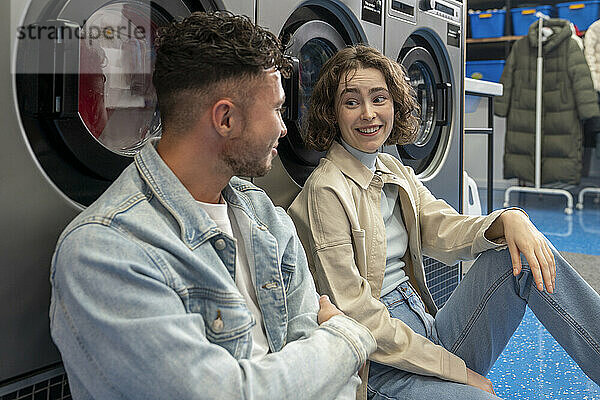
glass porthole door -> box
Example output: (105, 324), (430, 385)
(278, 20), (347, 186)
(15, 0), (211, 206)
(398, 42), (452, 176)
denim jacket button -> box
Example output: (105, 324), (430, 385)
(212, 316), (224, 333)
(214, 239), (226, 251)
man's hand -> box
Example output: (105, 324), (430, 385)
(466, 367), (498, 397)
(317, 295), (344, 325)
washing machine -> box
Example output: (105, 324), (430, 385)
(1, 0), (253, 394)
(383, 0), (465, 307)
(384, 0), (463, 211)
(253, 0), (385, 208)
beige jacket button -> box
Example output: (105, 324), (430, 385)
(214, 239), (226, 251)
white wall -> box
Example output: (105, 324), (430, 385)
(464, 95), (517, 190)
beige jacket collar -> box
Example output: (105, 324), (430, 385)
(327, 140), (417, 211)
(326, 141), (375, 190)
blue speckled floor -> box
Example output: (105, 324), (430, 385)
(481, 189), (600, 399)
(488, 307), (600, 399)
(480, 189), (600, 255)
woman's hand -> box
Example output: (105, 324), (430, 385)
(466, 367), (498, 397)
(495, 210), (556, 293)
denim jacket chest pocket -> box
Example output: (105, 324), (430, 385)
(280, 253), (296, 293)
(279, 264), (294, 292)
(187, 288), (255, 359)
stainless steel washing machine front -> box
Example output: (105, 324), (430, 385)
(2, 0), (254, 387)
(254, 0), (385, 208)
(384, 0), (463, 211)
(384, 0), (464, 308)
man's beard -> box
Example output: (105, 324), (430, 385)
(221, 136), (273, 178)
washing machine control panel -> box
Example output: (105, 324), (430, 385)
(422, 0), (460, 23)
(419, 0), (433, 10)
(389, 0), (417, 23)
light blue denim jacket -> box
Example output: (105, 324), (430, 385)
(50, 142), (376, 400)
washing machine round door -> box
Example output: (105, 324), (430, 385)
(277, 20), (347, 186)
(15, 0), (215, 206)
(273, 2), (367, 188)
(398, 43), (452, 177)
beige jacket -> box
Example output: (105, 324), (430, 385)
(288, 141), (506, 400)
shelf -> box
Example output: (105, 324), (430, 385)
(465, 127), (494, 135)
(467, 35), (523, 43)
(466, 0), (589, 61)
(467, 29), (587, 44)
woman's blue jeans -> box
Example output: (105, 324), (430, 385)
(367, 247), (600, 400)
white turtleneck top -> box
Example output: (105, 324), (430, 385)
(340, 139), (409, 296)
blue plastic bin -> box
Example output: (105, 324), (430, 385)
(511, 5), (554, 36)
(465, 95), (482, 113)
(466, 60), (506, 83)
(469, 9), (506, 38)
(556, 0), (600, 31)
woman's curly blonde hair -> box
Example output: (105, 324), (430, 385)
(303, 45), (419, 151)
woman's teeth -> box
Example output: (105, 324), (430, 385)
(357, 126), (379, 134)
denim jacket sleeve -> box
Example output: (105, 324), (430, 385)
(274, 207), (320, 344)
(274, 207), (375, 400)
(50, 222), (375, 400)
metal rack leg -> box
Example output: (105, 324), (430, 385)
(504, 185), (573, 214)
(576, 187), (600, 210)
(487, 96), (494, 214)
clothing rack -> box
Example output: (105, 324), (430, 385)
(503, 13), (574, 214)
(577, 187), (600, 209)
(576, 105), (600, 209)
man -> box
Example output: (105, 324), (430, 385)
(50, 12), (375, 399)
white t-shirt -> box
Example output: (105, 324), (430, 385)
(197, 199), (270, 360)
(199, 198), (360, 399)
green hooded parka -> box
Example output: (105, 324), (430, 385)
(495, 19), (600, 184)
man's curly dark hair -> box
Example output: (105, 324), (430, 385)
(153, 11), (291, 134)
(303, 45), (419, 151)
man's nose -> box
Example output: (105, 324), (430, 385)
(280, 120), (287, 138)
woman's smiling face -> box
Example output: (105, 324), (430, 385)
(335, 67), (394, 153)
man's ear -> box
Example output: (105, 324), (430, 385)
(212, 99), (239, 138)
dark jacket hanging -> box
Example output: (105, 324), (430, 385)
(495, 19), (600, 184)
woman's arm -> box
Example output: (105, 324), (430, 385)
(485, 210), (556, 293)
(409, 163), (555, 293)
(288, 177), (468, 385)
(409, 165), (509, 265)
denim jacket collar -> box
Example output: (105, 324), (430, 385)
(134, 141), (251, 249)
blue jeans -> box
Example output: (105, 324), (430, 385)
(367, 247), (600, 399)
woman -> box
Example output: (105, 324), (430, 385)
(288, 45), (600, 400)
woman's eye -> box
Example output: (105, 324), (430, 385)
(345, 99), (358, 107)
(373, 95), (387, 104)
